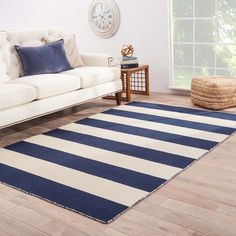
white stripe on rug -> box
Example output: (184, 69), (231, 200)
(60, 123), (207, 159)
(89, 113), (227, 142)
(26, 135), (181, 179)
(0, 148), (148, 206)
(115, 105), (236, 128)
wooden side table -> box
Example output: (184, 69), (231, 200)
(104, 65), (149, 102)
(121, 65), (149, 102)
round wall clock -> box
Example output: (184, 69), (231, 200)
(88, 0), (120, 38)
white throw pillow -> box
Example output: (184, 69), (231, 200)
(41, 34), (84, 68)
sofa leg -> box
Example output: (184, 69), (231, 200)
(115, 92), (122, 105)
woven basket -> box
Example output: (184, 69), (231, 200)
(191, 76), (236, 110)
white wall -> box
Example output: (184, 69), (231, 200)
(0, 0), (172, 93)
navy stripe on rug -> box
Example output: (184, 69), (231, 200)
(128, 101), (236, 121)
(0, 164), (127, 223)
(5, 142), (165, 192)
(103, 109), (235, 135)
(45, 129), (195, 169)
(77, 118), (217, 150)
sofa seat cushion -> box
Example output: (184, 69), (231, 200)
(61, 66), (120, 88)
(0, 84), (36, 111)
(8, 74), (81, 99)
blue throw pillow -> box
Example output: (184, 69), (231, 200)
(15, 39), (72, 76)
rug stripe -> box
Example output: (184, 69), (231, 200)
(61, 123), (207, 159)
(76, 118), (217, 150)
(129, 101), (236, 121)
(91, 113), (227, 143)
(0, 164), (127, 223)
(45, 129), (196, 168)
(104, 109), (235, 135)
(26, 135), (181, 180)
(5, 142), (166, 192)
(116, 105), (236, 129)
(0, 149), (148, 206)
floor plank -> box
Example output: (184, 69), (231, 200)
(110, 209), (197, 236)
(134, 197), (220, 235)
(160, 198), (236, 236)
(0, 212), (48, 236)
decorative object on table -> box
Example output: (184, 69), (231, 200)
(1, 102), (236, 223)
(120, 57), (139, 69)
(120, 44), (139, 69)
(121, 44), (134, 57)
(191, 76), (236, 110)
(88, 0), (120, 38)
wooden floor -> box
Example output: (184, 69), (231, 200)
(1, 93), (236, 236)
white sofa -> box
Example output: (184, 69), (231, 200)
(0, 28), (122, 129)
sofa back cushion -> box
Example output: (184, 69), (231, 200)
(42, 34), (84, 68)
(6, 28), (49, 79)
(0, 32), (12, 84)
(5, 28), (70, 79)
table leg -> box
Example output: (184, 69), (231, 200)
(115, 92), (121, 105)
(126, 72), (131, 102)
(145, 67), (150, 95)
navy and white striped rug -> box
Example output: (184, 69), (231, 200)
(1, 101), (236, 223)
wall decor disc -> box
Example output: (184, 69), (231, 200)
(88, 0), (120, 38)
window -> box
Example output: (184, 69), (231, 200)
(171, 0), (236, 89)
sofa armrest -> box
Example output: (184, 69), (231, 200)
(80, 53), (112, 67)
